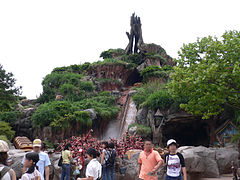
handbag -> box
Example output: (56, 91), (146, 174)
(58, 156), (63, 167)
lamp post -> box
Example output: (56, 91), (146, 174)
(154, 109), (165, 127)
(152, 109), (166, 146)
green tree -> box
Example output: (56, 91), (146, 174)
(0, 64), (21, 112)
(0, 121), (15, 140)
(168, 30), (240, 145)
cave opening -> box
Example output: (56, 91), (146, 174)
(126, 69), (142, 86)
(163, 120), (209, 147)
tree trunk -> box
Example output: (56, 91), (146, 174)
(152, 128), (163, 146)
(148, 110), (163, 146)
(207, 116), (217, 146)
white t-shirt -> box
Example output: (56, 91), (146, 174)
(21, 169), (42, 180)
(22, 151), (51, 180)
(86, 159), (102, 180)
(0, 166), (11, 180)
(102, 149), (109, 165)
(165, 153), (185, 177)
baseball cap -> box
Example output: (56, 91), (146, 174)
(0, 140), (9, 152)
(167, 139), (177, 147)
(33, 139), (42, 147)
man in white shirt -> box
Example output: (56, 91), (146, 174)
(78, 148), (101, 180)
(22, 139), (51, 180)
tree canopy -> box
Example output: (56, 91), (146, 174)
(0, 64), (21, 112)
(168, 30), (240, 119)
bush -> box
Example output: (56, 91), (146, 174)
(0, 121), (15, 140)
(38, 72), (83, 103)
(128, 123), (152, 137)
(143, 89), (174, 110)
(91, 58), (135, 69)
(132, 88), (148, 108)
(140, 65), (173, 82)
(32, 93), (120, 129)
(79, 81), (94, 92)
(31, 101), (72, 127)
(0, 135), (10, 145)
(0, 111), (21, 125)
(100, 49), (125, 59)
(121, 54), (143, 65)
(52, 63), (91, 74)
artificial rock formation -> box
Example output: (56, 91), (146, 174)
(125, 13), (144, 54)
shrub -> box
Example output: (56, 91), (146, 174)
(121, 54), (143, 65)
(32, 93), (120, 129)
(74, 111), (92, 127)
(140, 65), (173, 82)
(128, 123), (152, 137)
(38, 72), (83, 103)
(0, 111), (21, 125)
(142, 88), (174, 110)
(52, 63), (91, 74)
(79, 81), (94, 92)
(0, 121), (15, 140)
(0, 135), (10, 145)
(31, 101), (72, 127)
(100, 49), (125, 59)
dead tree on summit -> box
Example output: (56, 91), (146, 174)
(125, 13), (144, 54)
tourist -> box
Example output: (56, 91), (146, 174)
(164, 139), (187, 180)
(22, 139), (51, 180)
(100, 141), (110, 180)
(0, 140), (16, 180)
(138, 140), (163, 180)
(61, 143), (73, 180)
(108, 142), (116, 180)
(77, 148), (102, 180)
(7, 156), (13, 167)
(20, 152), (42, 180)
(76, 149), (85, 178)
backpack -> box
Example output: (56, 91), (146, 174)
(105, 149), (116, 168)
(0, 166), (12, 179)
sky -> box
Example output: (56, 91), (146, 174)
(0, 0), (239, 99)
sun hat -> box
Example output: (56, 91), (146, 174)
(33, 139), (42, 147)
(167, 139), (177, 147)
(0, 140), (9, 152)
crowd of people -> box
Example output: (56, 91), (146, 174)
(0, 134), (187, 180)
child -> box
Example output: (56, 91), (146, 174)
(21, 152), (42, 180)
(164, 139), (187, 180)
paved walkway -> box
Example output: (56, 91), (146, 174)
(200, 174), (233, 180)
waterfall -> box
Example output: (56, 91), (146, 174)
(103, 89), (137, 140)
(120, 98), (137, 137)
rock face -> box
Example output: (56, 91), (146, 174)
(89, 64), (141, 88)
(142, 43), (175, 66)
(215, 145), (239, 174)
(135, 106), (148, 126)
(178, 145), (239, 178)
(14, 107), (37, 140)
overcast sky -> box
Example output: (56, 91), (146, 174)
(0, 0), (239, 99)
